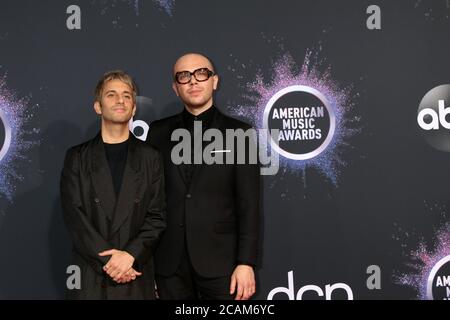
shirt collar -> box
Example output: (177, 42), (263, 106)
(182, 105), (216, 127)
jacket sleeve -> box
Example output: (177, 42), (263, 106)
(234, 127), (261, 267)
(125, 150), (166, 269)
(60, 148), (112, 275)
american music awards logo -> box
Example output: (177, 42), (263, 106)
(0, 77), (38, 201)
(264, 85), (335, 161)
(394, 203), (450, 300)
(0, 108), (11, 163)
(427, 255), (450, 300)
(396, 223), (450, 300)
(228, 51), (361, 184)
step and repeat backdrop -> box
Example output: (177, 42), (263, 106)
(0, 0), (449, 299)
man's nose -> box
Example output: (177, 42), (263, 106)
(189, 74), (198, 85)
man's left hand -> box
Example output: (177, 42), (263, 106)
(99, 249), (135, 282)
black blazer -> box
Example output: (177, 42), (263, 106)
(148, 107), (260, 278)
(60, 133), (166, 299)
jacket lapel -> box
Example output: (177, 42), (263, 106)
(170, 113), (189, 188)
(90, 133), (116, 221)
(110, 135), (141, 236)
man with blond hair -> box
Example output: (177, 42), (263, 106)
(61, 70), (166, 299)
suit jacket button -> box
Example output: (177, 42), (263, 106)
(179, 223), (184, 227)
(94, 198), (100, 203)
(186, 194), (192, 199)
(134, 198), (140, 203)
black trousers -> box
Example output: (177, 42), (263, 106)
(155, 242), (234, 300)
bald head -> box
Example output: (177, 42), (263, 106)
(173, 53), (215, 76)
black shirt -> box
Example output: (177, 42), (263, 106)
(104, 139), (129, 197)
(182, 105), (216, 131)
(181, 106), (216, 186)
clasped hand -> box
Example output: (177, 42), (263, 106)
(98, 249), (142, 284)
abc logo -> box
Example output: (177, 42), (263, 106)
(417, 85), (450, 151)
(129, 96), (153, 141)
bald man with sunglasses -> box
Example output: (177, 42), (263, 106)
(148, 53), (260, 300)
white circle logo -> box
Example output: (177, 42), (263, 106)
(417, 84), (450, 152)
(427, 255), (450, 300)
(263, 85), (336, 160)
(0, 109), (11, 162)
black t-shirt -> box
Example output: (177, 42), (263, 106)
(104, 139), (129, 197)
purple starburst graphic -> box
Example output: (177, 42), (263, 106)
(395, 223), (449, 299)
(93, 0), (137, 15)
(0, 77), (38, 201)
(228, 51), (360, 185)
(93, 0), (175, 17)
(153, 0), (175, 16)
(414, 0), (450, 21)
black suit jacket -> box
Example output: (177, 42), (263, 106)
(148, 107), (260, 278)
(60, 133), (166, 299)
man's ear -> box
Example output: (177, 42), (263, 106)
(172, 82), (180, 97)
(212, 74), (219, 91)
(132, 103), (136, 117)
(94, 101), (102, 115)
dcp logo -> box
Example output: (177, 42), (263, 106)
(417, 84), (450, 151)
(263, 85), (335, 160)
(0, 108), (11, 162)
